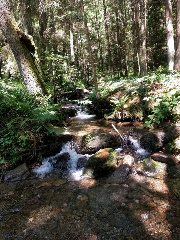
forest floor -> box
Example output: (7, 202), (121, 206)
(0, 167), (180, 240)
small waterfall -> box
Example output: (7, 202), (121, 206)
(128, 136), (150, 156)
(75, 110), (96, 120)
(33, 142), (88, 181)
(61, 142), (86, 181)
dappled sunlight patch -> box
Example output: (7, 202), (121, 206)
(130, 175), (169, 194)
(134, 209), (172, 239)
(78, 178), (97, 189)
(126, 175), (172, 238)
(25, 206), (54, 229)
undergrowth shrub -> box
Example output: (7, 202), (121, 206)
(0, 79), (62, 170)
(144, 92), (180, 128)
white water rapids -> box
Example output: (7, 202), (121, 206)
(33, 142), (88, 181)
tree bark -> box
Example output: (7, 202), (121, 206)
(19, 0), (34, 35)
(0, 0), (47, 95)
(103, 0), (114, 78)
(131, 0), (140, 75)
(175, 0), (180, 70)
(165, 0), (175, 70)
(81, 0), (99, 98)
(139, 0), (147, 76)
(114, 0), (123, 76)
(70, 23), (75, 61)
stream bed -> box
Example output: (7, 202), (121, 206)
(0, 105), (180, 239)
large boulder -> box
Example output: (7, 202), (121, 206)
(140, 131), (178, 152)
(140, 133), (161, 152)
(76, 133), (120, 154)
(83, 148), (117, 178)
(61, 105), (77, 118)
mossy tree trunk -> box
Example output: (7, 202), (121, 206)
(0, 0), (47, 95)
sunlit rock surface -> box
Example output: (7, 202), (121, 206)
(83, 148), (117, 178)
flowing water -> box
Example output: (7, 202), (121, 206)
(33, 104), (150, 180)
(33, 142), (89, 181)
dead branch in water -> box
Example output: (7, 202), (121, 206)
(112, 124), (127, 147)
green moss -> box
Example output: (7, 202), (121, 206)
(83, 148), (117, 178)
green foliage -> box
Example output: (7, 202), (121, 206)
(144, 93), (180, 127)
(41, 51), (86, 92)
(83, 134), (93, 144)
(0, 78), (62, 169)
(90, 70), (180, 125)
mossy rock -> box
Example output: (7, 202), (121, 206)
(76, 133), (120, 154)
(83, 148), (117, 178)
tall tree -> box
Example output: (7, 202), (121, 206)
(139, 0), (147, 76)
(103, 0), (114, 78)
(175, 0), (180, 70)
(81, 0), (99, 98)
(165, 0), (175, 70)
(131, 0), (140, 75)
(0, 0), (46, 95)
(147, 0), (166, 70)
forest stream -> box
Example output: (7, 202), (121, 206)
(0, 104), (180, 240)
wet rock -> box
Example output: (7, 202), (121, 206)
(83, 148), (117, 178)
(4, 163), (30, 182)
(140, 130), (178, 153)
(140, 133), (160, 151)
(106, 164), (130, 184)
(145, 159), (167, 179)
(77, 157), (88, 169)
(76, 133), (120, 154)
(61, 105), (77, 117)
(151, 153), (177, 165)
(53, 152), (70, 169)
(114, 164), (130, 179)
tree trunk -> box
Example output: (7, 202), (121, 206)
(70, 23), (75, 61)
(0, 0), (47, 95)
(103, 0), (114, 78)
(19, 0), (34, 35)
(165, 0), (175, 70)
(114, 0), (123, 76)
(175, 0), (180, 70)
(139, 0), (147, 76)
(81, 0), (99, 98)
(131, 0), (140, 75)
(0, 58), (2, 78)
